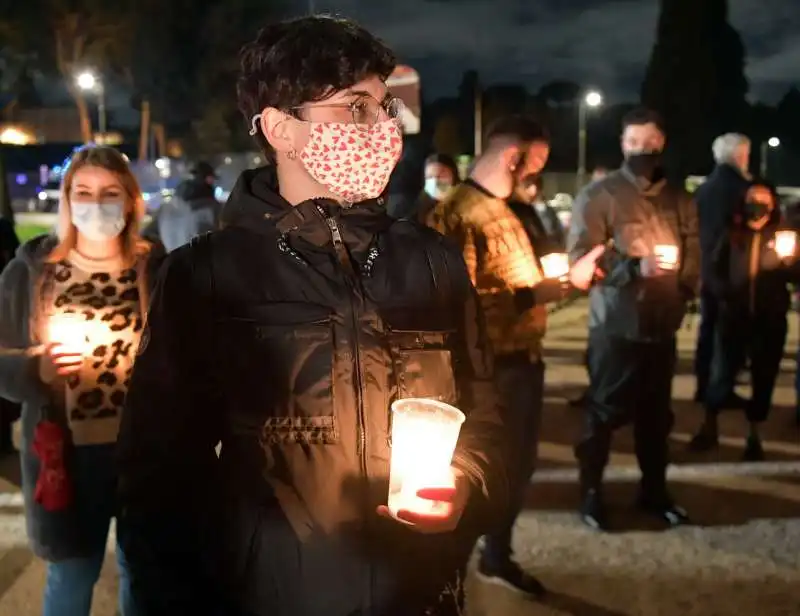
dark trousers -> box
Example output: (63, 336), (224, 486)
(707, 311), (786, 423)
(694, 287), (718, 398)
(576, 332), (676, 498)
(482, 355), (544, 566)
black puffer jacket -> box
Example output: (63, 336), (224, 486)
(117, 166), (509, 616)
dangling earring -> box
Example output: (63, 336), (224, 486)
(287, 149), (297, 160)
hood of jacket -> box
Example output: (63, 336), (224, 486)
(221, 165), (394, 254)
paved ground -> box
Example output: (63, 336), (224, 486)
(0, 300), (798, 615)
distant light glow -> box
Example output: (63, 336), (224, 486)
(76, 71), (97, 91)
(768, 137), (781, 148)
(0, 127), (35, 145)
(15, 174), (27, 185)
(584, 91), (603, 108)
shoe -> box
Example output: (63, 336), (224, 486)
(638, 494), (690, 527)
(742, 436), (765, 461)
(578, 488), (609, 532)
(476, 558), (546, 599)
(687, 429), (718, 452)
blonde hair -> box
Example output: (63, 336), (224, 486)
(49, 146), (149, 266)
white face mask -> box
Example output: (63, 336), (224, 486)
(424, 177), (452, 201)
(71, 202), (126, 241)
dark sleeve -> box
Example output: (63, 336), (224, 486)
(0, 257), (43, 403)
(708, 235), (731, 299)
(117, 248), (224, 614)
(567, 186), (640, 288)
(446, 261), (509, 530)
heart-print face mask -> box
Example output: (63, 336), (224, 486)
(299, 119), (403, 204)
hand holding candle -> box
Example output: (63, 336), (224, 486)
(39, 314), (88, 383)
(378, 398), (469, 532)
(774, 230), (797, 260)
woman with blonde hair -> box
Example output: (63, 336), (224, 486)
(0, 145), (162, 616)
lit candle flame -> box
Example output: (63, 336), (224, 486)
(47, 313), (90, 355)
(654, 244), (679, 268)
(774, 230), (797, 259)
(540, 253), (569, 279)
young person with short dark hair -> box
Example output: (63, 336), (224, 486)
(117, 16), (509, 616)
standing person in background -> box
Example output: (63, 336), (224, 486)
(0, 146), (162, 616)
(690, 183), (795, 459)
(693, 133), (752, 406)
(429, 115), (569, 599)
(416, 153), (460, 224)
(567, 108), (700, 531)
(389, 153), (460, 223)
(146, 161), (221, 252)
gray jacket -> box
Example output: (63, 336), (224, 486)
(0, 235), (161, 560)
(153, 179), (221, 252)
(567, 167), (701, 341)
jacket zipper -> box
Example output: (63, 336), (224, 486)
(322, 211), (367, 474)
(749, 233), (761, 313)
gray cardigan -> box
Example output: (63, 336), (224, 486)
(0, 234), (160, 560)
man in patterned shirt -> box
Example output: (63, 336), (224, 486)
(427, 115), (567, 599)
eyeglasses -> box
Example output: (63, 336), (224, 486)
(291, 93), (404, 130)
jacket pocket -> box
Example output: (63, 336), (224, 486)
(387, 330), (457, 405)
(218, 310), (337, 446)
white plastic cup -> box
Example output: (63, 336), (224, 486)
(540, 253), (570, 279)
(654, 244), (679, 269)
(774, 230), (797, 259)
(47, 313), (90, 357)
(388, 398), (465, 518)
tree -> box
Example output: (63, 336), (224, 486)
(5, 0), (133, 142)
(51, 3), (132, 142)
(432, 113), (463, 156)
(642, 0), (748, 178)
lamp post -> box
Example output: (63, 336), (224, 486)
(76, 71), (106, 142)
(760, 136), (780, 178)
(577, 90), (603, 193)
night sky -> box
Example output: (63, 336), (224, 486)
(306, 0), (799, 103)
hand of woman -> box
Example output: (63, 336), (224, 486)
(38, 343), (83, 384)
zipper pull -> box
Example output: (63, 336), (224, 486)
(325, 215), (355, 274)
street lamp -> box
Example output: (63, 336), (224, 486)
(578, 90), (603, 192)
(760, 136), (780, 177)
(76, 70), (107, 143)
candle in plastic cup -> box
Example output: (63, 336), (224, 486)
(388, 398), (465, 519)
(654, 244), (679, 268)
(540, 253), (569, 279)
(47, 313), (89, 356)
(774, 230), (797, 259)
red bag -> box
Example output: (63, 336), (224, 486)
(32, 421), (73, 511)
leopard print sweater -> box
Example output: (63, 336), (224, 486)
(45, 253), (145, 446)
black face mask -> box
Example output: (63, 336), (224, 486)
(625, 151), (664, 182)
(744, 201), (770, 223)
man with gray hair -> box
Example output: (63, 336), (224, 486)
(691, 133), (751, 409)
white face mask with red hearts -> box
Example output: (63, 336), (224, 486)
(298, 119), (403, 204)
